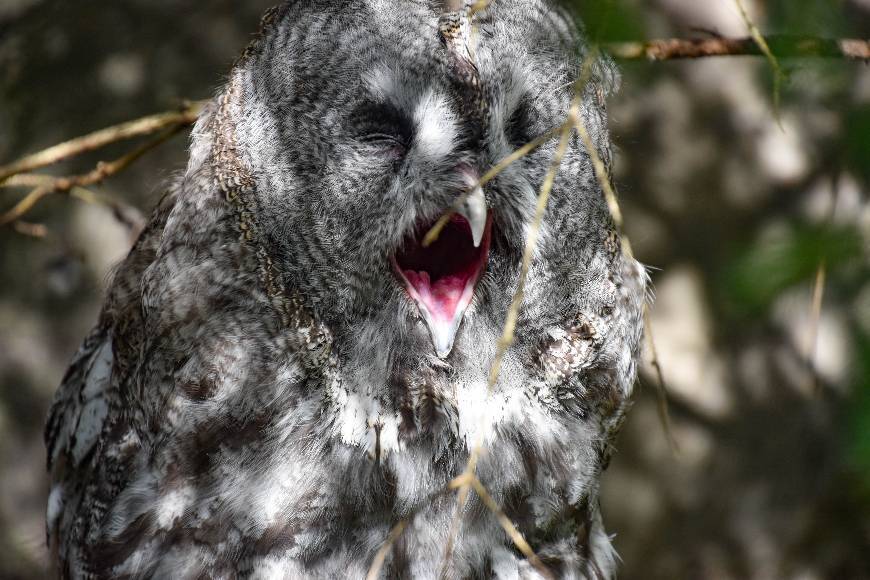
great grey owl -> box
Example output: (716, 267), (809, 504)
(44, 0), (646, 578)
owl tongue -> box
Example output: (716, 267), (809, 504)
(394, 213), (492, 358)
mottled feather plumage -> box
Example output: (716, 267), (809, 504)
(45, 1), (646, 578)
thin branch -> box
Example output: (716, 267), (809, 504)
(10, 220), (48, 238)
(732, 0), (785, 125)
(0, 126), (184, 226)
(468, 476), (555, 580)
(806, 172), (842, 395)
(423, 126), (562, 248)
(807, 261), (826, 393)
(439, 56), (593, 578)
(469, 0), (492, 15)
(3, 173), (144, 235)
(0, 100), (205, 183)
(3, 173), (102, 202)
(605, 36), (870, 61)
(439, 449), (481, 578)
(643, 306), (679, 454)
(367, 484), (457, 580)
(487, 102), (579, 388)
(366, 520), (408, 580)
(572, 100), (630, 257)
(572, 67), (678, 454)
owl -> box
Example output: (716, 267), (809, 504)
(44, 0), (645, 578)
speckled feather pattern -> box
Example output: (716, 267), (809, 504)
(45, 1), (646, 578)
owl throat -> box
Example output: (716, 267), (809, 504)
(392, 211), (492, 358)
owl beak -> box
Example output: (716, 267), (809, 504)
(393, 210), (492, 359)
(426, 299), (466, 359)
(456, 185), (487, 248)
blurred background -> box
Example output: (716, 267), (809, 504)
(0, 0), (867, 578)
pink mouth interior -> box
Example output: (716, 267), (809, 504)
(393, 214), (491, 325)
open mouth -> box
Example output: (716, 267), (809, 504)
(392, 211), (492, 358)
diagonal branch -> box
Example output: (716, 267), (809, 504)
(466, 475), (555, 580)
(366, 520), (409, 580)
(605, 36), (870, 61)
(572, 73), (678, 453)
(643, 307), (679, 454)
(0, 126), (184, 226)
(423, 126), (562, 248)
(0, 100), (205, 183)
(438, 54), (595, 578)
(732, 0), (785, 124)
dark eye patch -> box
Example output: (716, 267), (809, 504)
(352, 102), (414, 150)
(505, 98), (538, 149)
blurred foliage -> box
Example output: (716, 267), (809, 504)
(766, 0), (851, 36)
(844, 105), (870, 185)
(848, 329), (870, 490)
(723, 224), (864, 316)
(567, 0), (647, 42)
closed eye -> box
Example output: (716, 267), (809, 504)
(505, 100), (537, 149)
(352, 102), (413, 152)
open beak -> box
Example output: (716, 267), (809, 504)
(392, 191), (491, 358)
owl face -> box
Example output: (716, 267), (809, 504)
(236, 0), (608, 369)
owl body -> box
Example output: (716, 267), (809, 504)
(45, 1), (645, 578)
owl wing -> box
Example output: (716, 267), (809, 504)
(45, 327), (113, 473)
(43, 322), (120, 579)
(44, 191), (178, 574)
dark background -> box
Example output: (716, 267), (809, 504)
(1, 0), (868, 578)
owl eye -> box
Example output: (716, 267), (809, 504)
(505, 101), (537, 149)
(353, 102), (413, 155)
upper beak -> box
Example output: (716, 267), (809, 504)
(456, 185), (487, 248)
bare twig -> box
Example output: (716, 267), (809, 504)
(3, 173), (101, 202)
(439, 447), (481, 577)
(487, 102), (579, 387)
(366, 520), (409, 580)
(807, 262), (826, 391)
(572, 67), (678, 455)
(439, 57), (592, 577)
(3, 173), (144, 235)
(732, 0), (785, 124)
(572, 99), (630, 256)
(469, 0), (492, 15)
(806, 172), (842, 395)
(605, 36), (870, 61)
(643, 306), (679, 454)
(0, 100), (205, 183)
(0, 126), (184, 226)
(367, 484), (459, 580)
(469, 476), (555, 580)
(10, 221), (48, 238)
(423, 126), (562, 248)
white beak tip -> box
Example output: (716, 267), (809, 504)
(432, 327), (457, 359)
(458, 186), (487, 249)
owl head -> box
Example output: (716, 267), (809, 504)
(211, 0), (621, 412)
